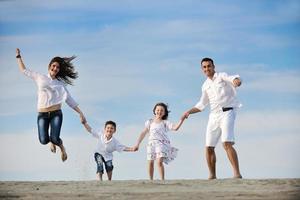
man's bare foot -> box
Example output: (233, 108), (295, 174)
(59, 144), (67, 162)
(233, 175), (242, 179)
(208, 175), (216, 180)
(49, 142), (56, 153)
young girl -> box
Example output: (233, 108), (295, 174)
(82, 120), (136, 181)
(16, 48), (86, 162)
(134, 102), (185, 180)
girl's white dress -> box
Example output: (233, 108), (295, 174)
(145, 119), (178, 164)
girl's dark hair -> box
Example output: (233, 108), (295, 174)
(49, 56), (78, 85)
(105, 120), (117, 129)
(153, 102), (170, 120)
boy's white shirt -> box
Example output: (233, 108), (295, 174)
(91, 129), (126, 161)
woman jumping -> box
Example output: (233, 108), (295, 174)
(16, 48), (86, 162)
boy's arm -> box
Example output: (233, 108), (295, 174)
(123, 147), (137, 152)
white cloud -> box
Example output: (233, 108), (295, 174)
(243, 73), (300, 94)
(237, 132), (300, 178)
(0, 131), (96, 180)
(236, 110), (300, 135)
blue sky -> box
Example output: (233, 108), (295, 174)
(0, 0), (300, 181)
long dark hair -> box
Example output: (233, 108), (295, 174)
(153, 102), (170, 120)
(49, 56), (78, 85)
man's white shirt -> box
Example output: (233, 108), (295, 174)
(195, 72), (242, 113)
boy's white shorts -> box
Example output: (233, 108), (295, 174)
(205, 109), (237, 147)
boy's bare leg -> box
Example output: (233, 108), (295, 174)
(157, 157), (165, 180)
(107, 171), (113, 181)
(96, 173), (103, 181)
(148, 160), (154, 180)
(206, 146), (217, 179)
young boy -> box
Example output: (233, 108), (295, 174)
(82, 120), (136, 181)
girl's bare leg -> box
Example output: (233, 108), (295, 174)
(157, 157), (165, 180)
(148, 160), (154, 180)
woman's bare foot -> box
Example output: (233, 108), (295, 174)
(49, 142), (56, 153)
(59, 144), (67, 162)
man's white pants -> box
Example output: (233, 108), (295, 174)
(206, 109), (237, 147)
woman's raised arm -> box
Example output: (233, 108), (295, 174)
(16, 48), (26, 72)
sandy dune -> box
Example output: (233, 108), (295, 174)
(1, 179), (299, 200)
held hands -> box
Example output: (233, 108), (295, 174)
(126, 145), (139, 152)
(181, 111), (190, 120)
(133, 145), (139, 152)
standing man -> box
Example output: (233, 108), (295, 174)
(182, 57), (242, 179)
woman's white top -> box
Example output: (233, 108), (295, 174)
(91, 129), (126, 161)
(23, 69), (78, 110)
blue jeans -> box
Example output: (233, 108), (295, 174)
(94, 153), (114, 174)
(37, 110), (63, 146)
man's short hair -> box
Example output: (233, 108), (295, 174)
(201, 57), (214, 66)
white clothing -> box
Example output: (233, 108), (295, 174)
(195, 72), (241, 113)
(206, 109), (236, 147)
(23, 69), (78, 110)
(91, 129), (126, 161)
(146, 119), (173, 142)
(194, 72), (241, 146)
(145, 119), (178, 164)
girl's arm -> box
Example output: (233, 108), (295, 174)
(16, 48), (26, 72)
(134, 128), (148, 151)
(172, 118), (185, 131)
(182, 107), (201, 119)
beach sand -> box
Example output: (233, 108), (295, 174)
(1, 179), (299, 200)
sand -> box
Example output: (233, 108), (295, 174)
(1, 179), (300, 200)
